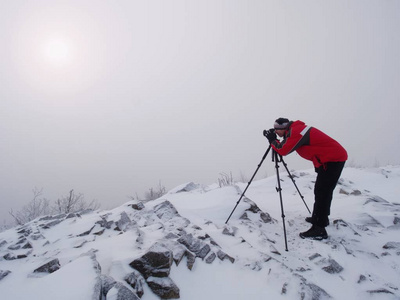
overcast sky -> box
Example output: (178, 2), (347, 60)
(1, 1), (399, 224)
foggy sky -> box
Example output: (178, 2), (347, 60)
(1, 1), (399, 224)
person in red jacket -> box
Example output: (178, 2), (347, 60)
(264, 118), (347, 240)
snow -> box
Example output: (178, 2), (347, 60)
(1, 166), (399, 299)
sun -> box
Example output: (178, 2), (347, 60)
(42, 38), (73, 66)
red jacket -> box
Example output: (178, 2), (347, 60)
(270, 120), (348, 168)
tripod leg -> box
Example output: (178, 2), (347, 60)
(274, 151), (289, 251)
(225, 146), (272, 224)
(279, 155), (311, 214)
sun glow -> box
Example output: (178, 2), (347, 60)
(42, 38), (73, 66)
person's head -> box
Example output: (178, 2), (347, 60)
(274, 118), (290, 137)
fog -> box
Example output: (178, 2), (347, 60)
(1, 1), (399, 224)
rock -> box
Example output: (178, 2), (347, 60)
(33, 258), (61, 273)
(174, 182), (200, 193)
(217, 250), (235, 263)
(100, 274), (117, 296)
(205, 252), (216, 264)
(146, 276), (180, 299)
(129, 242), (173, 279)
(357, 274), (367, 284)
(177, 233), (211, 259)
(0, 270), (11, 281)
(116, 212), (133, 232)
(185, 250), (196, 270)
(383, 241), (400, 250)
(107, 283), (140, 300)
(154, 201), (180, 221)
(3, 253), (30, 260)
(22, 242), (33, 249)
(77, 225), (95, 236)
(96, 218), (114, 229)
(125, 270), (145, 298)
(322, 259), (344, 274)
(222, 226), (237, 236)
(367, 288), (394, 295)
(130, 202), (145, 210)
(0, 240), (7, 248)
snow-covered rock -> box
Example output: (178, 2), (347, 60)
(0, 166), (399, 299)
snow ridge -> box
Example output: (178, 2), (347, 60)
(0, 167), (400, 299)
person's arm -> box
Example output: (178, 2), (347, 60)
(271, 126), (311, 156)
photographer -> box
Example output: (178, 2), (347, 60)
(264, 118), (347, 240)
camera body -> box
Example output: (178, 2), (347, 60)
(263, 128), (275, 137)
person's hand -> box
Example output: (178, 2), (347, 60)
(263, 129), (277, 143)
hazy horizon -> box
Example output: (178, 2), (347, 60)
(1, 0), (399, 224)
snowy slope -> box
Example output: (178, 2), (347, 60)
(0, 166), (399, 300)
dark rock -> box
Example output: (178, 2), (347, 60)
(357, 274), (367, 284)
(22, 242), (33, 249)
(129, 242), (173, 279)
(93, 228), (105, 236)
(364, 196), (389, 205)
(3, 253), (29, 260)
(41, 219), (63, 229)
(17, 227), (32, 236)
(301, 282), (332, 299)
(383, 241), (400, 250)
(0, 270), (11, 281)
(0, 240), (7, 248)
(322, 259), (343, 274)
(169, 244), (186, 266)
(239, 212), (250, 221)
(260, 212), (273, 223)
(125, 270), (145, 298)
(146, 276), (180, 299)
(77, 225), (95, 237)
(130, 202), (145, 210)
(100, 275), (117, 296)
(309, 253), (322, 261)
(154, 201), (180, 221)
(96, 218), (114, 229)
(108, 282), (140, 300)
(222, 227), (237, 236)
(297, 274), (332, 299)
(7, 244), (21, 250)
(177, 233), (210, 259)
(34, 258), (61, 273)
(185, 251), (196, 270)
(394, 216), (400, 225)
(205, 252), (216, 264)
(367, 288), (394, 295)
(217, 250), (235, 263)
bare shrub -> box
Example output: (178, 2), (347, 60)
(54, 189), (100, 214)
(9, 188), (51, 225)
(9, 188), (101, 226)
(144, 181), (167, 201)
(218, 172), (235, 187)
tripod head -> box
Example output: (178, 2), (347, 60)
(263, 128), (277, 143)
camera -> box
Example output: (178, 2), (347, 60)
(263, 128), (275, 138)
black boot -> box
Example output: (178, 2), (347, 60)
(305, 216), (329, 226)
(299, 225), (328, 240)
(305, 217), (314, 224)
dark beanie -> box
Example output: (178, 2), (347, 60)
(274, 118), (290, 130)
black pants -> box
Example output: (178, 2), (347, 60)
(312, 161), (345, 227)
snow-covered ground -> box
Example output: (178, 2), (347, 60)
(1, 166), (399, 300)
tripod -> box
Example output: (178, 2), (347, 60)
(225, 145), (311, 251)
